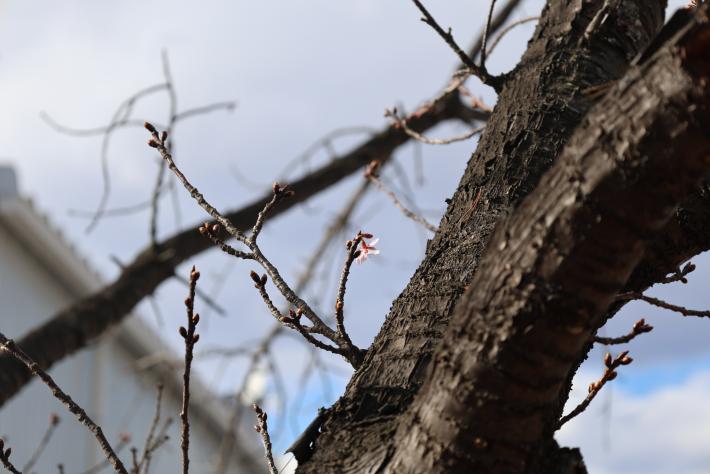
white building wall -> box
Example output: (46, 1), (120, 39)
(0, 182), (255, 472)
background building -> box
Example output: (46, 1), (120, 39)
(0, 165), (260, 473)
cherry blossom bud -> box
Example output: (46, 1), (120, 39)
(250, 271), (261, 284)
(144, 122), (157, 133)
(179, 326), (188, 338)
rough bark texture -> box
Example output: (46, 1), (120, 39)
(299, 1), (665, 472)
(0, 96), (473, 407)
(387, 11), (710, 472)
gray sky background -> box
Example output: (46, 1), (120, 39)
(1, 1), (706, 471)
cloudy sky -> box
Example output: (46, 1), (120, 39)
(0, 0), (705, 471)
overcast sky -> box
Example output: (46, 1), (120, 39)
(0, 0), (704, 471)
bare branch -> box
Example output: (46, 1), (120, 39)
(22, 413), (61, 473)
(556, 352), (633, 429)
(593, 318), (653, 345)
(485, 16), (540, 57)
(384, 107), (485, 145)
(617, 291), (710, 318)
(410, 0), (502, 89)
(365, 160), (438, 233)
(179, 267), (202, 474)
(252, 404), (278, 474)
(0, 333), (128, 474)
(479, 0), (498, 71)
(0, 439), (21, 474)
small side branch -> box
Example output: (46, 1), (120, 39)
(617, 291), (710, 318)
(179, 267), (202, 474)
(22, 413), (61, 473)
(365, 160), (438, 233)
(0, 333), (128, 474)
(556, 351), (633, 429)
(0, 439), (21, 474)
(252, 404), (278, 474)
(384, 107), (485, 145)
(410, 0), (503, 90)
(593, 318), (653, 345)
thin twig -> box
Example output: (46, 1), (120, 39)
(659, 261), (695, 284)
(593, 318), (653, 345)
(135, 384), (164, 474)
(22, 413), (61, 473)
(384, 107), (485, 145)
(0, 332), (128, 474)
(335, 233), (366, 345)
(252, 405), (278, 474)
(365, 161), (438, 233)
(479, 0), (498, 71)
(485, 16), (540, 57)
(0, 439), (21, 474)
(617, 292), (710, 318)
(147, 124), (365, 366)
(179, 267), (202, 474)
(410, 0), (501, 89)
(556, 351), (633, 429)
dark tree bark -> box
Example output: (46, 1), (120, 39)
(3, 1), (710, 473)
(299, 0), (666, 471)
(386, 14), (710, 472)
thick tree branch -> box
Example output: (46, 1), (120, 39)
(299, 1), (665, 471)
(387, 10), (710, 472)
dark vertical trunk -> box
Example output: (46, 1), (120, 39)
(298, 0), (665, 472)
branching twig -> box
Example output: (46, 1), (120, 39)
(0, 333), (128, 474)
(0, 439), (21, 474)
(147, 123), (365, 367)
(134, 384), (164, 474)
(479, 0), (498, 71)
(365, 160), (438, 233)
(485, 16), (540, 57)
(659, 261), (695, 284)
(384, 107), (485, 145)
(179, 267), (202, 474)
(556, 351), (633, 429)
(410, 0), (502, 90)
(617, 291), (710, 318)
(252, 405), (278, 474)
(22, 413), (61, 473)
(593, 318), (653, 345)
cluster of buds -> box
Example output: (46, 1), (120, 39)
(631, 319), (653, 335)
(252, 404), (268, 433)
(589, 351), (633, 393)
(0, 439), (12, 464)
(198, 222), (221, 236)
(281, 307), (304, 325)
(272, 182), (295, 200)
(144, 122), (168, 149)
(180, 268), (201, 344)
(250, 271), (268, 288)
